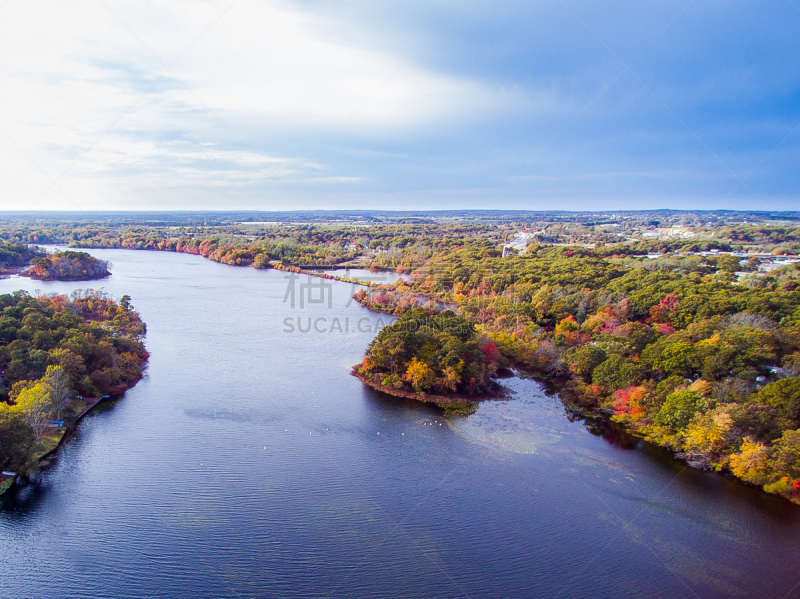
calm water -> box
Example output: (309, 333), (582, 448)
(1, 248), (799, 599)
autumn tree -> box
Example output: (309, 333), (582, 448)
(16, 382), (53, 445)
(405, 357), (435, 392)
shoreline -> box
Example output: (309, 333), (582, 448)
(61, 242), (394, 283)
(15, 245), (795, 505)
(0, 384), (140, 498)
(0, 265), (27, 279)
(0, 394), (108, 497)
(351, 368), (508, 405)
(271, 262), (387, 288)
(20, 272), (111, 282)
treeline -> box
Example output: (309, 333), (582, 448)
(0, 223), (507, 269)
(23, 251), (110, 281)
(720, 225), (800, 250)
(0, 290), (148, 475)
(0, 222), (796, 275)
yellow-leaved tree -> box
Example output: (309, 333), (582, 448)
(15, 383), (53, 446)
(405, 358), (435, 393)
(729, 439), (772, 486)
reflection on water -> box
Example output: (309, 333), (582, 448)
(451, 380), (564, 455)
(0, 248), (799, 599)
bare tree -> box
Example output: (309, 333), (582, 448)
(44, 365), (71, 421)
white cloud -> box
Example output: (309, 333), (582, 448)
(0, 0), (528, 210)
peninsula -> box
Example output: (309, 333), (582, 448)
(352, 308), (502, 403)
(0, 290), (147, 495)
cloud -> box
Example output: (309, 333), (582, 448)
(0, 0), (796, 211)
(0, 0), (535, 210)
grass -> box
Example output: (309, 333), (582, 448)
(36, 429), (64, 459)
(0, 476), (13, 495)
(34, 396), (100, 459)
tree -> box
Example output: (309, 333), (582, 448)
(770, 429), (800, 481)
(48, 347), (86, 380)
(253, 254), (270, 269)
(612, 386), (646, 421)
(43, 365), (71, 421)
(530, 285), (554, 322)
(15, 382), (53, 445)
(0, 405), (34, 472)
(654, 390), (710, 431)
(716, 254), (742, 273)
(567, 345), (606, 381)
(440, 365), (462, 393)
(592, 354), (642, 390)
(649, 294), (680, 325)
(405, 357), (435, 392)
(750, 378), (800, 427)
(642, 337), (698, 378)
(683, 405), (734, 455)
(729, 440), (772, 485)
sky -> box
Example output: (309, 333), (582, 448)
(0, 0), (798, 212)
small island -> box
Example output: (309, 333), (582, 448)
(0, 290), (147, 495)
(22, 250), (110, 281)
(352, 308), (503, 403)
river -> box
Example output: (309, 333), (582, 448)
(0, 248), (799, 598)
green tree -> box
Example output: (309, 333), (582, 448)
(567, 345), (606, 381)
(642, 337), (698, 378)
(592, 354), (643, 390)
(0, 405), (34, 472)
(750, 378), (800, 427)
(716, 254), (742, 273)
(654, 390), (710, 431)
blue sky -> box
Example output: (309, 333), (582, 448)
(0, 0), (798, 211)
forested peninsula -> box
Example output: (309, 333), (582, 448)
(353, 309), (503, 404)
(0, 290), (148, 494)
